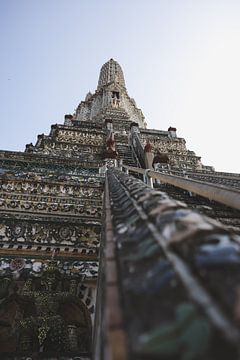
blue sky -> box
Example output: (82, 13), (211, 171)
(1, 0), (240, 172)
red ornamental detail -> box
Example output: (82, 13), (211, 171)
(144, 140), (153, 153)
(106, 133), (118, 158)
(152, 151), (169, 165)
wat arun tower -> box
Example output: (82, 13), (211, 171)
(0, 59), (240, 360)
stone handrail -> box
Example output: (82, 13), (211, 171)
(96, 168), (240, 359)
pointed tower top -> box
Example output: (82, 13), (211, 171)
(97, 59), (126, 90)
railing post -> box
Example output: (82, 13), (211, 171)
(144, 169), (153, 188)
(183, 171), (193, 196)
(144, 141), (154, 170)
(143, 173), (145, 183)
(119, 159), (123, 171)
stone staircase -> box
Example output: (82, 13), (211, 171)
(154, 182), (240, 230)
(116, 143), (139, 167)
(114, 132), (140, 168)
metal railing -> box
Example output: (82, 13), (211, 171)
(122, 164), (240, 211)
(130, 132), (145, 168)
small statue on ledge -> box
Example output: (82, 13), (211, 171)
(25, 143), (34, 153)
(17, 261), (91, 353)
(105, 132), (118, 158)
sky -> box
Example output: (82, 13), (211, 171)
(0, 0), (240, 173)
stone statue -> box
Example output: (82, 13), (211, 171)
(105, 132), (118, 158)
(17, 261), (91, 353)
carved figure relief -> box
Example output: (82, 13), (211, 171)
(0, 258), (98, 280)
(56, 130), (104, 145)
(0, 179), (103, 199)
(0, 221), (101, 247)
(0, 261), (92, 355)
(0, 194), (102, 218)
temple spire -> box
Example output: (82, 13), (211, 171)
(97, 58), (126, 90)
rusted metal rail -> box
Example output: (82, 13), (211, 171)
(123, 164), (240, 211)
(170, 169), (240, 181)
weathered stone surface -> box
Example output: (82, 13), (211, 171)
(101, 169), (240, 359)
(1, 59), (240, 359)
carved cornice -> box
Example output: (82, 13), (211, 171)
(0, 193), (102, 218)
(0, 244), (98, 260)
